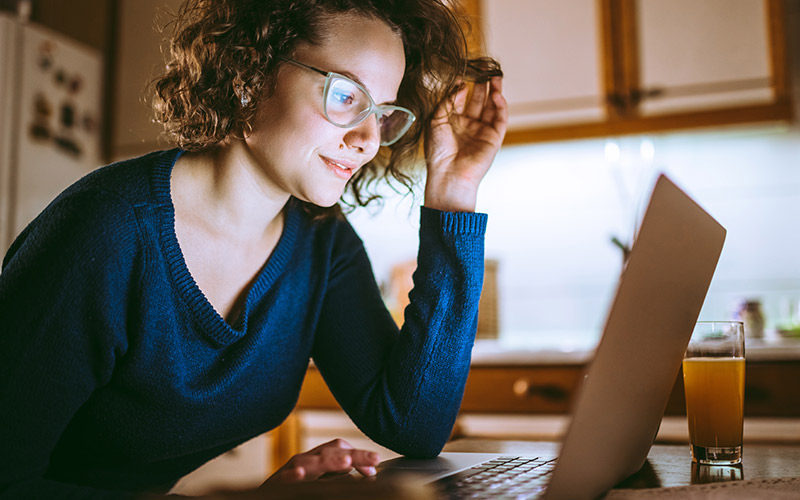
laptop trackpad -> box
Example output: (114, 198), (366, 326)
(378, 453), (501, 482)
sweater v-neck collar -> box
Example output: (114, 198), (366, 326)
(151, 149), (300, 347)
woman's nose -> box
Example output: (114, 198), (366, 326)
(343, 115), (381, 157)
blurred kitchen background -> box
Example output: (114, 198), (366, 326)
(1, 0), (799, 493)
(1, 0), (798, 346)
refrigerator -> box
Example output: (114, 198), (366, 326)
(0, 11), (103, 258)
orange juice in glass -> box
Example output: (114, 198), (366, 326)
(683, 321), (745, 465)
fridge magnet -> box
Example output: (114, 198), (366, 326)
(29, 92), (52, 141)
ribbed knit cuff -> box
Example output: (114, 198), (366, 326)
(419, 206), (488, 235)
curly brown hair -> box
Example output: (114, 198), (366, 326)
(152, 0), (501, 218)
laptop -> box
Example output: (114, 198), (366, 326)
(377, 174), (727, 499)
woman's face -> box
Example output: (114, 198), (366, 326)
(243, 12), (406, 207)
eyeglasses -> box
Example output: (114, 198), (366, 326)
(279, 56), (416, 146)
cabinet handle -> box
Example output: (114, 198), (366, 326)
(513, 379), (568, 402)
(629, 87), (664, 105)
(606, 92), (628, 111)
(606, 88), (664, 111)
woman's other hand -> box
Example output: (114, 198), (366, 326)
(262, 439), (380, 485)
(424, 76), (508, 213)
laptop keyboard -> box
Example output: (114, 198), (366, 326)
(435, 456), (557, 499)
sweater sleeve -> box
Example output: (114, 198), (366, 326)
(0, 190), (139, 499)
(311, 207), (487, 457)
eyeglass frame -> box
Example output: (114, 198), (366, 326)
(277, 56), (416, 146)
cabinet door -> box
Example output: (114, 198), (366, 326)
(481, 0), (606, 129)
(468, 0), (791, 144)
(635, 0), (775, 116)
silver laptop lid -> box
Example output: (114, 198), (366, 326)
(544, 174), (726, 499)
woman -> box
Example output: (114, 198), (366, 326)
(0, 0), (507, 497)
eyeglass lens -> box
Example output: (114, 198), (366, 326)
(325, 76), (413, 145)
(326, 78), (372, 125)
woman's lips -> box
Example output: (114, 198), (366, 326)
(320, 155), (357, 180)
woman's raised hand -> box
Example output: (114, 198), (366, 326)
(424, 76), (508, 213)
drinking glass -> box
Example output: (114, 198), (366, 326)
(683, 321), (745, 465)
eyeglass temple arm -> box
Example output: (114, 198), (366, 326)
(277, 56), (329, 78)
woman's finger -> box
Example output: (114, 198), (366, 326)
(488, 77), (508, 134)
(320, 448), (376, 466)
(479, 76), (503, 124)
(308, 438), (353, 453)
(476, 76), (508, 139)
(453, 83), (469, 116)
(464, 80), (489, 120)
(283, 453), (343, 480)
(354, 465), (378, 477)
(313, 448), (352, 471)
(349, 449), (380, 467)
(308, 447), (376, 476)
(276, 464), (306, 482)
(349, 450), (380, 477)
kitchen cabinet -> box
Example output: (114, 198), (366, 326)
(462, 361), (800, 417)
(466, 0), (606, 131)
(634, 0), (778, 116)
(463, 0), (793, 144)
(664, 360), (800, 418)
(113, 0), (792, 153)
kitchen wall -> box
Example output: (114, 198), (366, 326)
(349, 3), (800, 348)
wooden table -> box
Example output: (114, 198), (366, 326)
(443, 439), (800, 489)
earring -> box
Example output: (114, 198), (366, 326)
(240, 92), (251, 107)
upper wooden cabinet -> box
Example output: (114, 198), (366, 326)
(463, 0), (793, 144)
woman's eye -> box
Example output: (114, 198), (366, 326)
(330, 89), (355, 106)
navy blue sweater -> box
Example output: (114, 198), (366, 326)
(0, 149), (487, 498)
